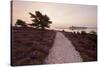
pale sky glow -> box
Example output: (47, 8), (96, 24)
(12, 1), (97, 29)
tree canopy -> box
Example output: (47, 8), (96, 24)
(29, 11), (52, 30)
(15, 19), (27, 27)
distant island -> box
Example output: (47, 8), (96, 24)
(69, 26), (87, 30)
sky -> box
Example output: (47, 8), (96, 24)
(12, 1), (97, 29)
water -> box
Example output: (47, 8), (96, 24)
(55, 28), (97, 33)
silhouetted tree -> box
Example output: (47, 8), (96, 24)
(15, 19), (27, 27)
(29, 11), (52, 30)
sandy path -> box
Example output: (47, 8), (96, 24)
(44, 32), (82, 64)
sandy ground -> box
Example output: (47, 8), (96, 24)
(44, 32), (83, 64)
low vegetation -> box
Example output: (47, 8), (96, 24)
(62, 31), (97, 62)
(11, 27), (56, 66)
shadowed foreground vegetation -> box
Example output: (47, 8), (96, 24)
(11, 27), (56, 66)
(11, 26), (97, 66)
(62, 31), (97, 62)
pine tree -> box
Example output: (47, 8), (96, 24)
(29, 11), (52, 30)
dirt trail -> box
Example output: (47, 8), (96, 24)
(44, 32), (82, 64)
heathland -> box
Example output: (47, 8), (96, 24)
(11, 27), (97, 66)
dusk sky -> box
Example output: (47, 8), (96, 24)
(12, 1), (97, 29)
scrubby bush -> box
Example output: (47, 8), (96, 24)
(81, 31), (87, 35)
(90, 31), (97, 35)
(15, 19), (27, 27)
